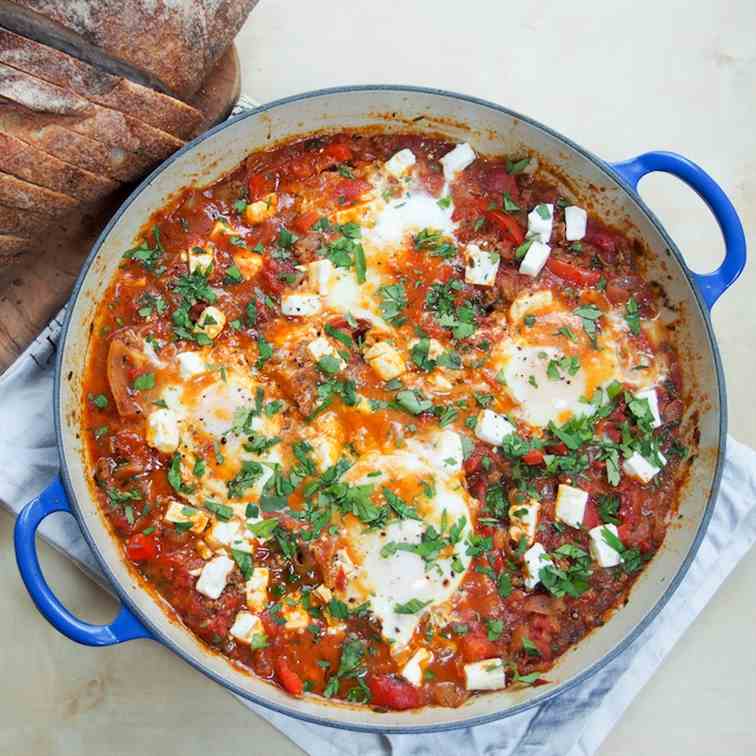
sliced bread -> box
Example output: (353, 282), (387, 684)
(1, 132), (119, 201)
(0, 64), (185, 161)
(0, 172), (79, 217)
(0, 232), (32, 256)
(0, 202), (49, 235)
(0, 100), (154, 182)
(0, 28), (202, 139)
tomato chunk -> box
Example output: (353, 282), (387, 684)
(522, 448), (544, 466)
(324, 143), (353, 162)
(486, 209), (525, 244)
(460, 632), (499, 663)
(275, 657), (304, 696)
(248, 173), (272, 200)
(367, 674), (427, 710)
(292, 210), (320, 234)
(125, 532), (157, 562)
(546, 257), (602, 286)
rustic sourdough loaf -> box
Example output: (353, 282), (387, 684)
(0, 231), (31, 257)
(0, 0), (257, 98)
(0, 28), (202, 139)
(0, 132), (119, 201)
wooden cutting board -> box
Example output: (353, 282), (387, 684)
(0, 45), (241, 373)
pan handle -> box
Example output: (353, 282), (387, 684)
(14, 476), (153, 646)
(610, 151), (746, 309)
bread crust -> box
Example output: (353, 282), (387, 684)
(0, 28), (202, 139)
(0, 202), (50, 235)
(0, 0), (258, 98)
(0, 171), (79, 216)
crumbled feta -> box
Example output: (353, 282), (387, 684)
(465, 244), (500, 287)
(518, 240), (552, 277)
(364, 341), (406, 381)
(527, 203), (554, 243)
(623, 450), (666, 484)
(206, 520), (241, 550)
(564, 206), (587, 241)
(195, 306), (226, 340)
(244, 193), (277, 224)
(281, 602), (310, 631)
(589, 524), (622, 568)
(523, 542), (548, 590)
(164, 501), (208, 534)
(146, 408), (180, 453)
(308, 258), (333, 295)
(195, 555), (235, 599)
(281, 293), (321, 317)
(401, 648), (433, 686)
(464, 658), (507, 691)
(311, 584), (333, 605)
(385, 148), (417, 179)
(475, 408), (515, 446)
(176, 351), (206, 379)
(229, 611), (264, 644)
(307, 336), (346, 371)
(509, 290), (553, 324)
(440, 142), (476, 182)
(429, 429), (464, 474)
(188, 244), (214, 274)
(245, 567), (270, 612)
(555, 484), (588, 529)
(508, 498), (540, 545)
(635, 388), (662, 429)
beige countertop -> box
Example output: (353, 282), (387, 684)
(1, 1), (754, 754)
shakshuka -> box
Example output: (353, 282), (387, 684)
(83, 131), (690, 710)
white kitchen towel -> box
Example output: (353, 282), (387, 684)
(1, 311), (755, 756)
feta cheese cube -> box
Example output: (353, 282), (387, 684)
(589, 524), (622, 568)
(465, 244), (500, 287)
(245, 567), (270, 612)
(187, 244), (214, 274)
(523, 542), (548, 591)
(508, 498), (540, 545)
(555, 484), (589, 529)
(335, 549), (357, 581)
(229, 611), (264, 644)
(623, 450), (666, 484)
(440, 142), (476, 182)
(518, 240), (552, 277)
(475, 408), (515, 446)
(195, 555), (234, 599)
(635, 388), (662, 429)
(527, 203), (554, 243)
(234, 251), (263, 279)
(281, 293), (321, 317)
(564, 206), (587, 241)
(464, 658), (507, 691)
(307, 336), (346, 371)
(429, 429), (464, 474)
(206, 520), (241, 550)
(146, 408), (180, 453)
(244, 193), (277, 224)
(195, 306), (226, 340)
(385, 148), (416, 179)
(311, 584), (333, 605)
(308, 258), (334, 295)
(164, 501), (208, 534)
(364, 340), (406, 381)
(195, 540), (214, 560)
(177, 351), (206, 379)
(401, 648), (433, 686)
(509, 290), (553, 324)
(281, 602), (310, 631)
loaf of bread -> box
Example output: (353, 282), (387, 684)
(0, 0), (255, 265)
(0, 0), (257, 98)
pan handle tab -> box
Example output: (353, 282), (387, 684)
(611, 151), (746, 309)
(14, 476), (153, 646)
